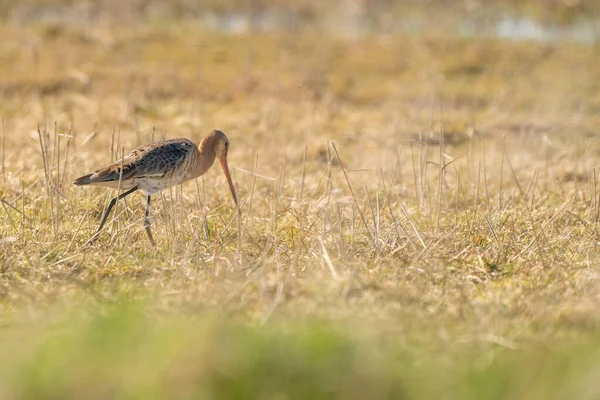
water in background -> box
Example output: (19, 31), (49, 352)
(8, 2), (600, 44)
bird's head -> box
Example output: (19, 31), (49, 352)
(212, 130), (231, 160)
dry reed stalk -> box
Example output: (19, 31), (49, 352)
(331, 142), (373, 244)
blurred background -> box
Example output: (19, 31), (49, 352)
(1, 0), (598, 172)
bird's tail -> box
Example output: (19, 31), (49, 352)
(73, 174), (93, 186)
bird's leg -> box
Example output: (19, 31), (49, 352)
(144, 195), (156, 246)
(89, 186), (139, 245)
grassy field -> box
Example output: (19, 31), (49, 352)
(1, 2), (600, 398)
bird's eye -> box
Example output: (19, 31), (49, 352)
(225, 142), (229, 147)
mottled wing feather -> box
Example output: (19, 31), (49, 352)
(86, 139), (194, 184)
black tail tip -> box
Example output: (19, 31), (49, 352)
(73, 174), (92, 186)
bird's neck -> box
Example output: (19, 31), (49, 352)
(191, 136), (217, 178)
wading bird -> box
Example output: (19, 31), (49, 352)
(73, 130), (238, 245)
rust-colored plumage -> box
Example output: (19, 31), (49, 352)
(74, 130), (238, 245)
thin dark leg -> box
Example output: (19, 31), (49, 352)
(89, 186), (139, 245)
(144, 195), (156, 246)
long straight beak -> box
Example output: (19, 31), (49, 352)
(219, 157), (238, 207)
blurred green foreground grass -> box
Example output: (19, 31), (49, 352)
(0, 299), (599, 400)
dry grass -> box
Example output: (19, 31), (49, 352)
(1, 9), (600, 397)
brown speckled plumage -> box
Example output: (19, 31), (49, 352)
(74, 130), (238, 246)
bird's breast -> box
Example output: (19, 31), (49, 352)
(134, 175), (187, 195)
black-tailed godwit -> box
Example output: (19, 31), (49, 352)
(74, 130), (238, 245)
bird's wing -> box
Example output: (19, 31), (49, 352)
(85, 139), (195, 184)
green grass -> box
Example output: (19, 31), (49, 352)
(1, 3), (600, 398)
(2, 300), (600, 399)
(4, 302), (406, 399)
